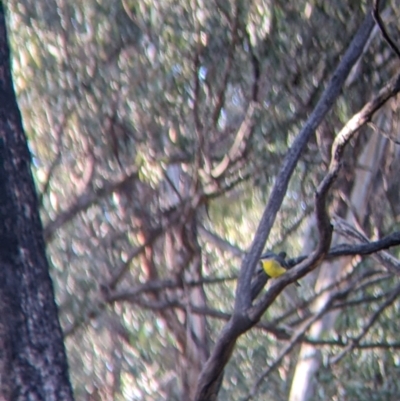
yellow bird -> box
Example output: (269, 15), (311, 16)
(260, 251), (299, 286)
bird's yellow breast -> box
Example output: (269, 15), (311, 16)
(261, 259), (287, 278)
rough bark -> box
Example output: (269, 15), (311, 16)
(0, 3), (74, 400)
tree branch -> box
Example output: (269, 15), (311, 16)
(328, 282), (400, 365)
(44, 171), (138, 241)
(372, 0), (400, 59)
(234, 10), (377, 312)
(246, 273), (359, 401)
(194, 11), (377, 401)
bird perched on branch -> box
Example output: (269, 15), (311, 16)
(260, 251), (300, 286)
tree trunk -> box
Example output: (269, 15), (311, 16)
(289, 127), (387, 401)
(162, 163), (210, 401)
(0, 4), (74, 400)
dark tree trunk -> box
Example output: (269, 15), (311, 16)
(0, 3), (74, 400)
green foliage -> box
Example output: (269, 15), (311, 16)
(6, 0), (400, 399)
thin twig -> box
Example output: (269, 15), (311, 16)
(372, 0), (400, 59)
(244, 282), (354, 401)
(329, 282), (400, 365)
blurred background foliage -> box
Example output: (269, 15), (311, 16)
(6, 0), (400, 400)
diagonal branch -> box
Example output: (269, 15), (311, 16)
(246, 296), (336, 401)
(43, 171), (138, 241)
(251, 71), (400, 318)
(194, 11), (377, 401)
(234, 11), (377, 312)
(289, 230), (400, 269)
(211, 102), (256, 179)
(245, 272), (367, 400)
(328, 282), (400, 365)
(372, 0), (400, 59)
